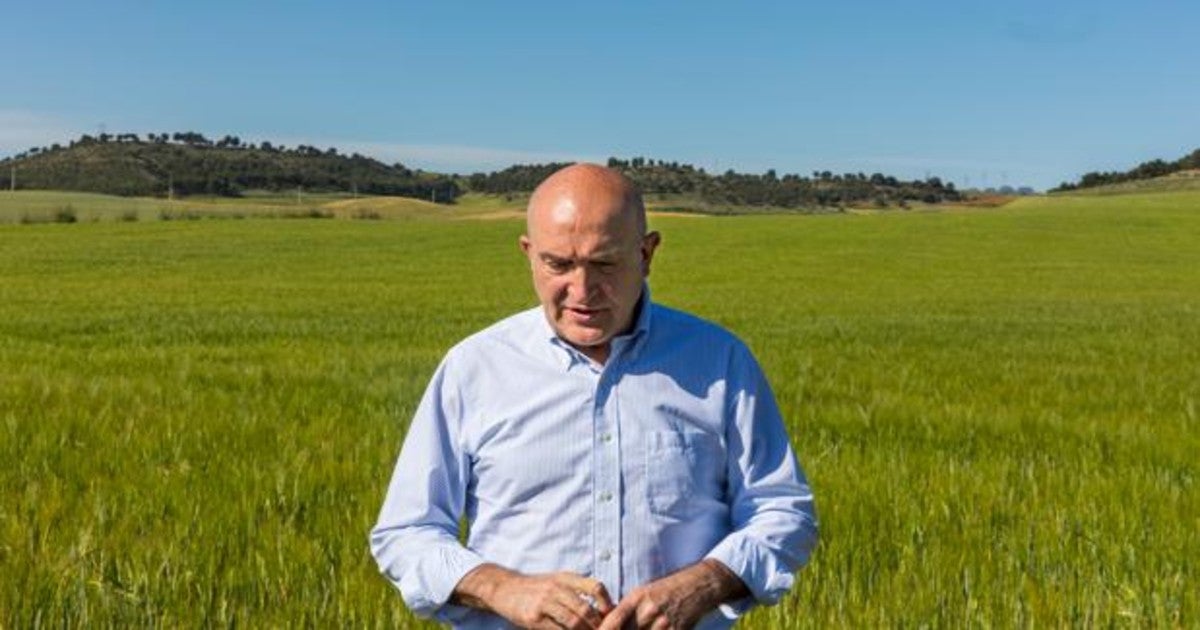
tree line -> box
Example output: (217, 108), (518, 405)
(467, 157), (961, 209)
(1051, 148), (1200, 192)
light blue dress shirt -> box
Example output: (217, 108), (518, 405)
(370, 290), (817, 629)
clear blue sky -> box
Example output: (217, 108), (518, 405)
(3, 0), (1198, 190)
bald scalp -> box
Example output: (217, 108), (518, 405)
(526, 163), (646, 240)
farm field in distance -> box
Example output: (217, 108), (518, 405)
(0, 190), (529, 223)
(1, 190), (1196, 627)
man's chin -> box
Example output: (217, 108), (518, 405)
(558, 326), (610, 350)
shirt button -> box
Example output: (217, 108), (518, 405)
(599, 491), (613, 502)
(599, 550), (612, 561)
(600, 433), (613, 443)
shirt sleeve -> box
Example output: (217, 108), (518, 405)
(704, 343), (819, 615)
(369, 354), (487, 620)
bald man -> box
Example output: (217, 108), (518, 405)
(371, 164), (817, 629)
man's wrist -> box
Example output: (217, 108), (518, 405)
(450, 563), (518, 613)
(697, 558), (752, 605)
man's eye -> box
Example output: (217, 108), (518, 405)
(546, 260), (572, 273)
(595, 262), (617, 273)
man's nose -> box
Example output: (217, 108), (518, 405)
(567, 263), (598, 300)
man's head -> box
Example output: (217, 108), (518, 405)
(520, 163), (661, 363)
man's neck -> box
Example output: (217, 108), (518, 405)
(576, 343), (610, 366)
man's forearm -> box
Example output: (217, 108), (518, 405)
(665, 558), (752, 615)
(697, 558), (752, 605)
(449, 563), (515, 612)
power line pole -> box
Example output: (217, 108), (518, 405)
(9, 165), (14, 191)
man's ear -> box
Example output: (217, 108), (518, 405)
(641, 231), (661, 275)
(519, 235), (532, 256)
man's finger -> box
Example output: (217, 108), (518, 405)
(553, 587), (603, 628)
(588, 581), (615, 613)
(635, 596), (663, 629)
(544, 599), (588, 630)
(554, 573), (614, 612)
(596, 599), (636, 630)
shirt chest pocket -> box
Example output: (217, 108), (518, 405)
(645, 430), (723, 517)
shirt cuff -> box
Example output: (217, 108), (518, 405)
(705, 534), (794, 609)
(401, 545), (488, 619)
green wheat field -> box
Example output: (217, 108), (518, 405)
(1, 190), (1197, 627)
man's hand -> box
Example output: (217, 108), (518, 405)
(598, 559), (749, 630)
(452, 563), (614, 629)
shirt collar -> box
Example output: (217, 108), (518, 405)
(624, 285), (653, 353)
(540, 284), (654, 372)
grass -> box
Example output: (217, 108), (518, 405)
(0, 190), (534, 224)
(0, 190), (423, 224)
(0, 191), (1196, 627)
(0, 190), (942, 225)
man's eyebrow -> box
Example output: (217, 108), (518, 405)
(581, 244), (632, 262)
(539, 253), (624, 266)
(587, 248), (623, 259)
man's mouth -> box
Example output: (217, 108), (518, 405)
(564, 306), (606, 322)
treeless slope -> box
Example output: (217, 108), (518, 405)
(324, 195), (527, 220)
(324, 196), (454, 219)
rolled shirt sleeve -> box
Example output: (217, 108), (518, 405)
(369, 356), (486, 619)
(705, 343), (819, 611)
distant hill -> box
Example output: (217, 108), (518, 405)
(2, 132), (964, 211)
(0, 133), (459, 201)
(1049, 169), (1200, 196)
(466, 158), (962, 210)
(1051, 148), (1200, 193)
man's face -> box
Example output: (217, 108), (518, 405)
(520, 199), (659, 360)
